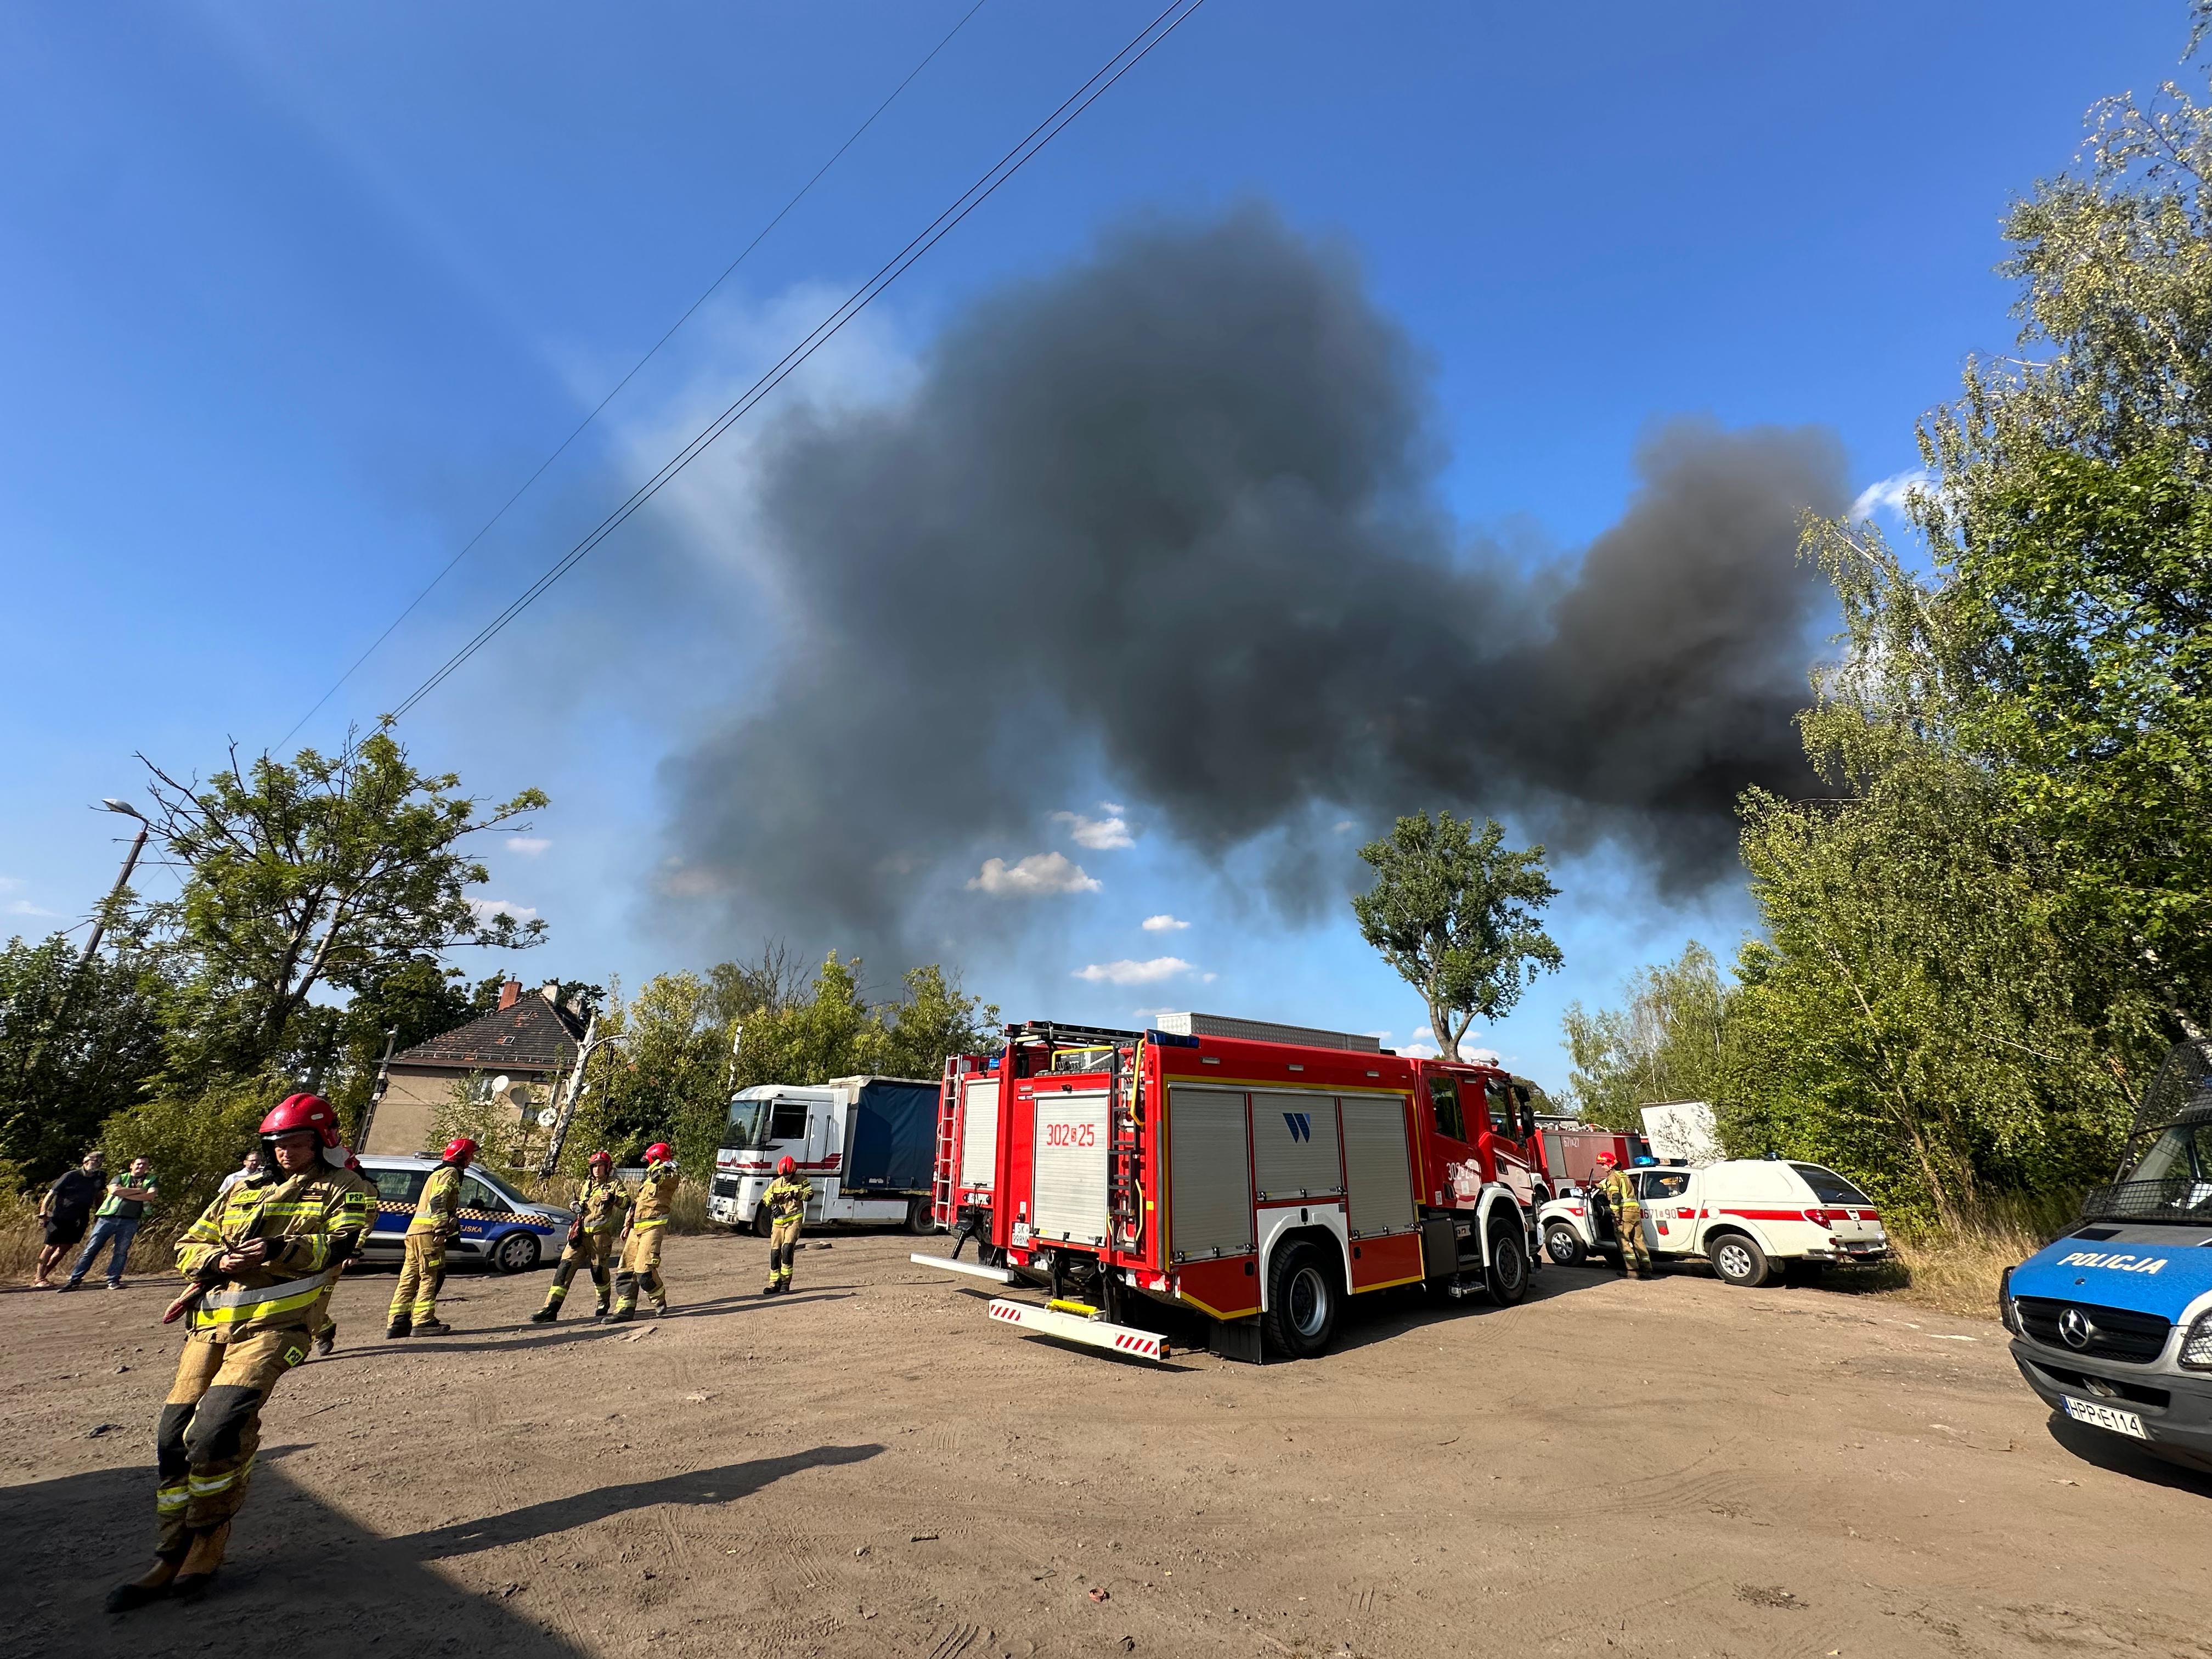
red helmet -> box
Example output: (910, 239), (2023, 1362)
(645, 1142), (674, 1165)
(777, 1155), (797, 1176)
(1594, 1150), (1617, 1166)
(586, 1150), (613, 1172)
(261, 1093), (340, 1148)
(442, 1136), (479, 1165)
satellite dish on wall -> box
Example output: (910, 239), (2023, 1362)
(535, 1106), (560, 1128)
(490, 1074), (512, 1097)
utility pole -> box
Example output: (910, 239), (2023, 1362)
(81, 800), (151, 962)
(355, 1026), (400, 1152)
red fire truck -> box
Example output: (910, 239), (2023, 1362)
(918, 1014), (1550, 1363)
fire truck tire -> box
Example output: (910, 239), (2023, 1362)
(1483, 1216), (1531, 1306)
(1262, 1242), (1341, 1360)
(1543, 1221), (1585, 1267)
(1708, 1232), (1770, 1288)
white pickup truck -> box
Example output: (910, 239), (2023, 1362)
(1538, 1158), (1888, 1286)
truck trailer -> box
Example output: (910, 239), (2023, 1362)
(708, 1075), (939, 1234)
(918, 1015), (1552, 1363)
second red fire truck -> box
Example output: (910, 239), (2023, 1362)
(919, 1013), (1550, 1363)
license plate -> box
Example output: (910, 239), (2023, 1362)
(2061, 1396), (2148, 1440)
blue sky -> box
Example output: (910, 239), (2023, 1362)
(1, 3), (2191, 1086)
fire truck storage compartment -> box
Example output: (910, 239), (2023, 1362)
(959, 1077), (1001, 1189)
(1030, 1089), (1110, 1246)
(1341, 1095), (1417, 1239)
(1169, 1086), (1255, 1262)
(1252, 1092), (1343, 1200)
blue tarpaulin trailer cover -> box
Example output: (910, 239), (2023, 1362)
(843, 1079), (938, 1193)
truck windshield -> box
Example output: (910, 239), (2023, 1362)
(2083, 1117), (2212, 1224)
(724, 1096), (808, 1150)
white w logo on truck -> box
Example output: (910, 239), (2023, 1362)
(1283, 1112), (1312, 1143)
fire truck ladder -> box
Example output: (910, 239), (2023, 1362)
(931, 1062), (962, 1232)
(1107, 1045), (1146, 1256)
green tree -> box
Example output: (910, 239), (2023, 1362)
(1351, 812), (1561, 1060)
(0, 930), (172, 1185)
(139, 730), (548, 1084)
(1560, 942), (1729, 1131)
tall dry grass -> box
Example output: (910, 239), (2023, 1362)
(1, 1195), (185, 1283)
(1855, 1194), (2080, 1321)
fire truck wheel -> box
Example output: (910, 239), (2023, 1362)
(1708, 1233), (1770, 1288)
(1543, 1221), (1585, 1267)
(1262, 1242), (1341, 1360)
(1483, 1216), (1531, 1306)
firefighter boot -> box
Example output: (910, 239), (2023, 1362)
(313, 1324), (337, 1357)
(605, 1304), (634, 1324)
(170, 1522), (230, 1604)
(104, 1548), (187, 1612)
(412, 1318), (452, 1337)
(530, 1304), (558, 1323)
(385, 1314), (412, 1339)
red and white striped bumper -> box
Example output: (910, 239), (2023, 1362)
(986, 1297), (1170, 1363)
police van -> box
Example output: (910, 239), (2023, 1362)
(2004, 1040), (2212, 1475)
(356, 1154), (572, 1274)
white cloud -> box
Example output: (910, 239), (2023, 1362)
(1051, 810), (1133, 850)
(1141, 913), (1189, 933)
(968, 852), (1101, 898)
(1851, 467), (1937, 522)
(1401, 1023), (1441, 1059)
(5, 899), (60, 918)
(468, 897), (540, 926)
(1098, 801), (1126, 815)
(507, 837), (552, 856)
(1201, 972), (1218, 984)
(1131, 1006), (1181, 1024)
(1333, 820), (1356, 834)
(1073, 956), (1193, 986)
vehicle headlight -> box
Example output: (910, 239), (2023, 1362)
(2181, 1309), (2212, 1371)
(1998, 1266), (2018, 1335)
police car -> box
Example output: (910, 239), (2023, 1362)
(355, 1155), (572, 1274)
(2004, 1040), (2212, 1475)
(1538, 1156), (1889, 1285)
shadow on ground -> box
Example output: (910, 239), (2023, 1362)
(0, 1443), (882, 1658)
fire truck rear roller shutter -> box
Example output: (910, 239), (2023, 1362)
(1030, 1091), (1110, 1246)
(1167, 1086), (1254, 1263)
(959, 1079), (1000, 1189)
(1342, 1096), (1417, 1238)
(1251, 1090), (1343, 1201)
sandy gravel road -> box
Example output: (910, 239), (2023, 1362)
(3, 1228), (2206, 1659)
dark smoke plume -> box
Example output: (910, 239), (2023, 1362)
(662, 205), (1844, 955)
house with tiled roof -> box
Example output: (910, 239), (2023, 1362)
(361, 979), (587, 1155)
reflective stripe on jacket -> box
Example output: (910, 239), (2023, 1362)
(408, 1165), (462, 1235)
(1598, 1169), (1643, 1213)
(763, 1176), (810, 1224)
(577, 1178), (628, 1235)
(628, 1161), (679, 1229)
(175, 1167), (360, 1336)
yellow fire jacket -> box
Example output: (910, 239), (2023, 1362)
(575, 1177), (628, 1237)
(762, 1175), (810, 1224)
(176, 1165), (375, 1338)
(407, 1164), (462, 1238)
(628, 1161), (679, 1232)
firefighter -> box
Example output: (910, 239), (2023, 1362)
(606, 1143), (678, 1323)
(307, 1152), (379, 1357)
(760, 1154), (810, 1295)
(386, 1136), (476, 1338)
(532, 1150), (627, 1322)
(1594, 1152), (1652, 1280)
(106, 1093), (368, 1611)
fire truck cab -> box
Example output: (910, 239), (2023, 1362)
(920, 1014), (1550, 1362)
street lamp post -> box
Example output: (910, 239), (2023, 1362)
(81, 799), (151, 963)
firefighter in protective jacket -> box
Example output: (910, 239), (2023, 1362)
(306, 1152), (378, 1356)
(387, 1137), (475, 1338)
(761, 1156), (809, 1295)
(1595, 1153), (1652, 1280)
(607, 1144), (678, 1323)
(532, 1150), (627, 1322)
(107, 1093), (371, 1611)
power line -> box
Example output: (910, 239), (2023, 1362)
(385, 0), (1206, 726)
(280, 0), (995, 748)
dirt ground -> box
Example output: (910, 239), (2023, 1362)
(3, 1229), (2208, 1659)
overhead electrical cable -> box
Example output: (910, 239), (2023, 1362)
(379, 0), (1206, 727)
(280, 0), (995, 747)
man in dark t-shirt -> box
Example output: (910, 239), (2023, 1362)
(35, 1151), (106, 1288)
(63, 1158), (158, 1290)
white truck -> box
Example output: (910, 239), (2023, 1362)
(706, 1076), (940, 1235)
(1538, 1157), (1889, 1285)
